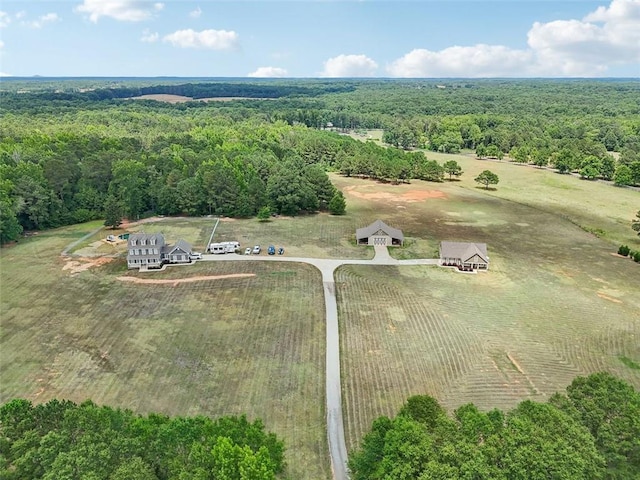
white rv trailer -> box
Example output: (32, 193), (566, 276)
(209, 241), (240, 254)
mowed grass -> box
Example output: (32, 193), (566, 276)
(1, 153), (639, 471)
(0, 231), (329, 480)
(334, 156), (640, 452)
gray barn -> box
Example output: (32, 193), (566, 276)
(356, 220), (404, 246)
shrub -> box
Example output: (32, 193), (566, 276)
(618, 245), (631, 256)
(633, 251), (640, 263)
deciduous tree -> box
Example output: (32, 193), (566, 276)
(475, 170), (499, 189)
(442, 160), (463, 180)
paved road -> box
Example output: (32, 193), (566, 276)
(201, 248), (439, 480)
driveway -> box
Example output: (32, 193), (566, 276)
(200, 248), (439, 480)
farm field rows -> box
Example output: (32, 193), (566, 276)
(0, 231), (329, 480)
(334, 158), (640, 452)
(1, 153), (639, 475)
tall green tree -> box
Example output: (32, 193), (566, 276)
(328, 190), (346, 215)
(613, 164), (633, 186)
(442, 160), (463, 180)
(103, 195), (124, 229)
(475, 170), (499, 189)
(550, 372), (640, 479)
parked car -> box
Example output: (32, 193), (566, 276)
(252, 245), (261, 254)
(278, 247), (284, 255)
(190, 252), (203, 260)
(268, 245), (276, 255)
(244, 247), (252, 255)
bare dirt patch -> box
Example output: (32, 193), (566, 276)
(116, 273), (256, 286)
(119, 216), (168, 229)
(129, 95), (270, 104)
(130, 94), (194, 103)
(62, 256), (115, 274)
(597, 292), (623, 303)
(344, 185), (446, 203)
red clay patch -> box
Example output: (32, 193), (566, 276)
(116, 273), (255, 286)
(63, 256), (115, 274)
(597, 292), (622, 303)
(344, 185), (446, 203)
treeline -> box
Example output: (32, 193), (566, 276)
(0, 82), (356, 112)
(1, 109), (430, 243)
(336, 141), (448, 183)
(0, 399), (285, 479)
(350, 372), (640, 480)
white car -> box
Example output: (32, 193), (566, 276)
(244, 247), (252, 255)
(252, 245), (261, 254)
(190, 252), (202, 260)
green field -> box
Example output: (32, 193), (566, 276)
(0, 231), (329, 480)
(334, 153), (640, 452)
(1, 153), (639, 473)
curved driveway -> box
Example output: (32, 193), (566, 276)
(203, 245), (438, 480)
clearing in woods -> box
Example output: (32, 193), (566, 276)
(0, 229), (329, 480)
(1, 152), (639, 474)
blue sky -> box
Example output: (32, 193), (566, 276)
(1, 0), (638, 77)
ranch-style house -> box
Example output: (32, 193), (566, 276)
(439, 241), (489, 271)
(127, 233), (192, 269)
(356, 220), (404, 246)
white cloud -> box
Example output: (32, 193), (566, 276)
(189, 6), (202, 18)
(15, 11), (26, 20)
(75, 0), (164, 23)
(25, 12), (60, 29)
(248, 66), (288, 78)
(387, 0), (640, 77)
(0, 72), (12, 77)
(387, 45), (533, 77)
(163, 29), (239, 50)
(527, 0), (640, 75)
(321, 54), (378, 77)
(140, 29), (159, 43)
(0, 11), (10, 28)
(0, 40), (4, 49)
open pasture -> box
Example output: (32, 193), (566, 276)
(1, 152), (639, 472)
(334, 157), (640, 452)
(0, 233), (329, 480)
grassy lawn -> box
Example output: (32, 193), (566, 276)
(334, 157), (640, 452)
(1, 154), (639, 472)
(0, 233), (329, 480)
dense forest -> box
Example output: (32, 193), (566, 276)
(349, 372), (640, 480)
(1, 78), (639, 243)
(2, 372), (637, 479)
(0, 399), (284, 479)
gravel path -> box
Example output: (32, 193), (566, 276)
(177, 249), (440, 479)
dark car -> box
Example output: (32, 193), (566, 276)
(268, 245), (276, 255)
(278, 247), (284, 255)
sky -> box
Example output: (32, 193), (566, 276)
(0, 0), (639, 78)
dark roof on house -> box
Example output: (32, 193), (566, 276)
(128, 232), (165, 246)
(167, 239), (192, 254)
(356, 220), (404, 241)
(439, 241), (488, 263)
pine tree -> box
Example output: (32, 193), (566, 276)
(328, 191), (346, 215)
(103, 195), (124, 229)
